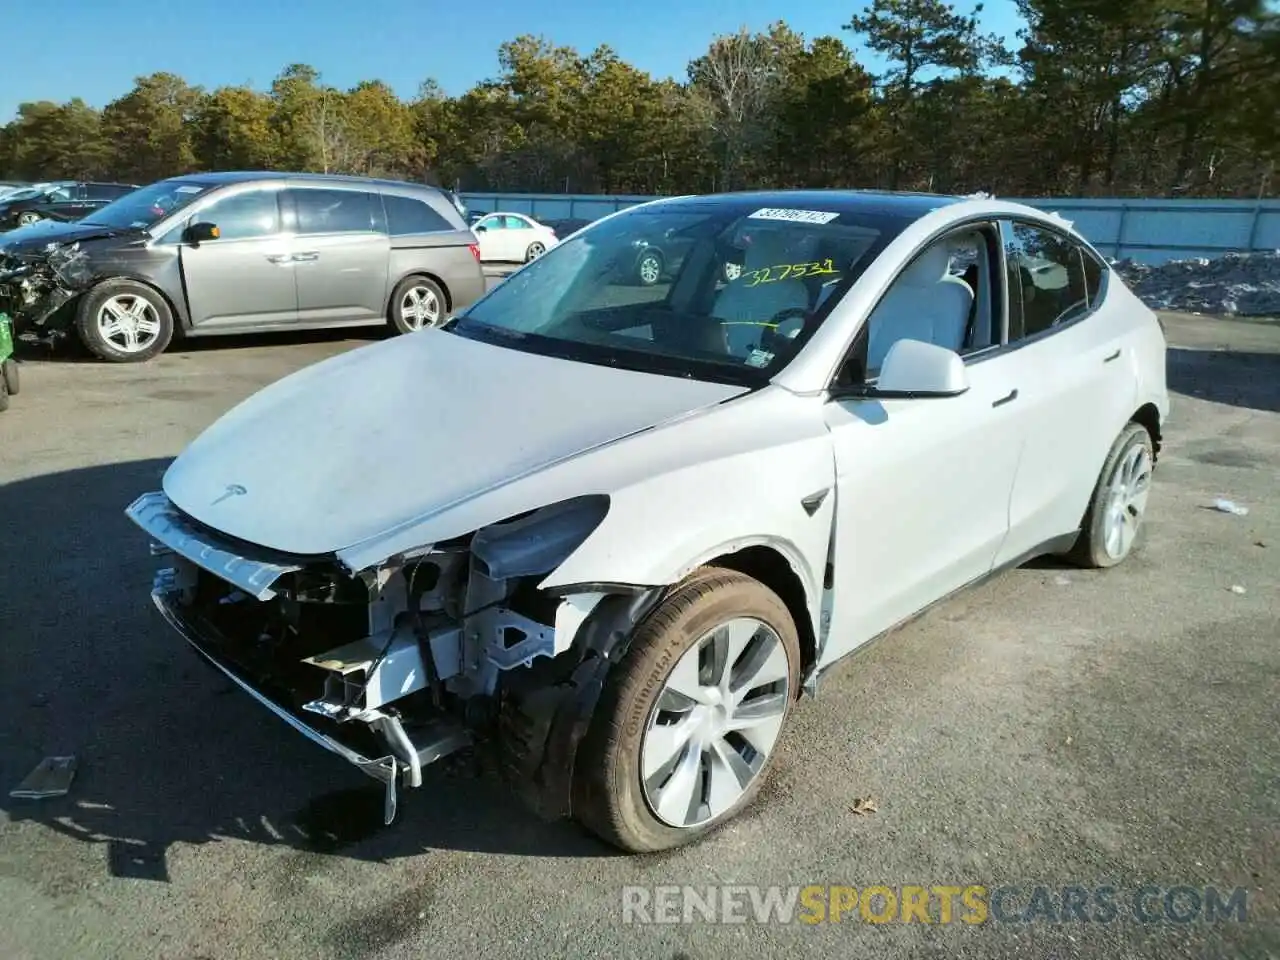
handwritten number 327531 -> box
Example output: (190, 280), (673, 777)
(742, 260), (840, 287)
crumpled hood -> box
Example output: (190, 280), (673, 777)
(0, 219), (142, 256)
(163, 329), (747, 559)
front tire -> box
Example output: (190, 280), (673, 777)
(17, 211), (41, 227)
(574, 568), (800, 853)
(75, 280), (174, 363)
(1065, 421), (1154, 568)
(2, 357), (18, 395)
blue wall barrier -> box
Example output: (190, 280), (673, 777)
(459, 192), (1280, 265)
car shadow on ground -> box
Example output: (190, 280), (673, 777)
(14, 326), (385, 364)
(1167, 346), (1280, 413)
(0, 459), (619, 884)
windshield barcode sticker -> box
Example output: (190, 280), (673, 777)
(748, 207), (839, 225)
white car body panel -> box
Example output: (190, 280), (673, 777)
(821, 347), (1027, 660)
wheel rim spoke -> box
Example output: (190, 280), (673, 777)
(649, 738), (703, 825)
(1103, 442), (1150, 559)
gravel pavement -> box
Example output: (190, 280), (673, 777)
(0, 313), (1276, 960)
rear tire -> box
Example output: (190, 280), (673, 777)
(388, 275), (447, 335)
(75, 280), (173, 363)
(525, 241), (546, 262)
(573, 568), (800, 853)
(0, 375), (8, 412)
(1065, 421), (1154, 568)
(17, 211), (41, 227)
(2, 357), (18, 395)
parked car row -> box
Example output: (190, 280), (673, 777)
(0, 180), (139, 230)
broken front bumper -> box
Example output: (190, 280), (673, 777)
(150, 579), (472, 820)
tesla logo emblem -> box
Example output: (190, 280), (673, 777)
(211, 483), (247, 506)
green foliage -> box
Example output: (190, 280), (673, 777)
(1, 4), (1276, 197)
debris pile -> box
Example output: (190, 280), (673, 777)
(1111, 251), (1280, 317)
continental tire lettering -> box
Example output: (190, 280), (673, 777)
(626, 647), (675, 738)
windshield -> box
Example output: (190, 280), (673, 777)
(81, 180), (209, 230)
(449, 202), (901, 384)
(3, 186), (53, 203)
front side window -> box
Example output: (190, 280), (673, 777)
(476, 215), (505, 231)
(1003, 221), (1092, 339)
(289, 188), (377, 234)
(861, 227), (996, 376)
(196, 189), (280, 241)
(450, 202), (903, 385)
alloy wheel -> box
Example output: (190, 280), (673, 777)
(96, 295), (162, 354)
(640, 617), (790, 828)
(638, 252), (662, 285)
(1102, 442), (1152, 560)
(399, 285), (441, 331)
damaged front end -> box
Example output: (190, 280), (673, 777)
(125, 491), (663, 824)
(0, 241), (95, 342)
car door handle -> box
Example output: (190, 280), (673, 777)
(293, 251), (319, 262)
(992, 388), (1019, 408)
(265, 254), (294, 264)
(1103, 349), (1121, 363)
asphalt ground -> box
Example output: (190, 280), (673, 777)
(0, 309), (1276, 960)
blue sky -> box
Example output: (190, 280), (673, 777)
(2, 0), (1024, 122)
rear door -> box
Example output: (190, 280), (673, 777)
(993, 219), (1138, 565)
(177, 184), (299, 330)
(283, 186), (390, 324)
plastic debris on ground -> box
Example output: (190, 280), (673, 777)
(10, 755), (77, 799)
(1111, 251), (1280, 317)
(1229, 585), (1247, 595)
(1210, 499), (1250, 516)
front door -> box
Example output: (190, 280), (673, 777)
(178, 186), (299, 330)
(818, 224), (1030, 665)
(474, 214), (510, 261)
(821, 351), (1027, 663)
(284, 187), (390, 324)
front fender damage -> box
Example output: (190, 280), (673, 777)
(127, 489), (664, 823)
(0, 241), (96, 341)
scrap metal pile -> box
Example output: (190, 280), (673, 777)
(1112, 250), (1280, 317)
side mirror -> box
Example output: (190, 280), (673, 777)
(833, 339), (969, 401)
(184, 222), (220, 244)
(873, 339), (969, 398)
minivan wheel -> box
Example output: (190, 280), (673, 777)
(75, 280), (174, 363)
(389, 275), (446, 334)
(574, 568), (800, 853)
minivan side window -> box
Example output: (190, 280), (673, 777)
(197, 189), (280, 241)
(289, 189), (378, 234)
(1002, 220), (1092, 340)
(383, 194), (453, 235)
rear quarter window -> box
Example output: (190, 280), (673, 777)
(384, 194), (453, 235)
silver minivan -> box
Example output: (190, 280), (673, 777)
(0, 172), (487, 362)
